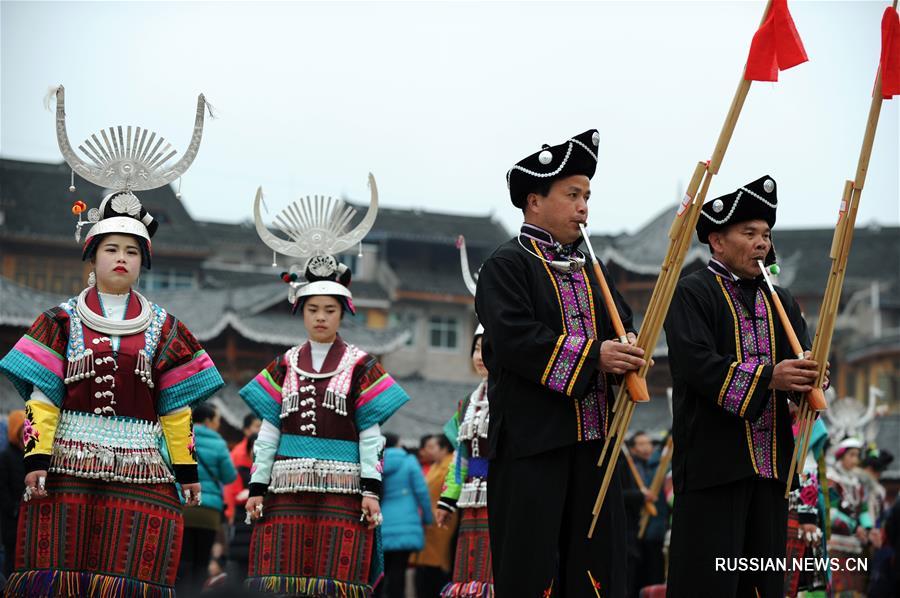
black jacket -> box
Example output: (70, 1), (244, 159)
(664, 265), (810, 493)
(475, 232), (635, 459)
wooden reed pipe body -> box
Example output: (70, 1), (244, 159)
(580, 224), (650, 404)
(758, 261), (827, 411)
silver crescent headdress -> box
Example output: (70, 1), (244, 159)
(253, 174), (380, 309)
(457, 235), (484, 337)
(51, 84), (209, 247)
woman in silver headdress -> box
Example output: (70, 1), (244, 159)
(434, 236), (493, 598)
(241, 178), (410, 596)
(0, 86), (223, 597)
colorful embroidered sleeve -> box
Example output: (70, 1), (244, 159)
(439, 452), (468, 511)
(665, 283), (775, 422)
(240, 356), (287, 427)
(159, 406), (197, 484)
(0, 310), (68, 407)
(443, 402), (462, 450)
(353, 357), (409, 431)
(155, 318), (224, 414)
(475, 256), (603, 399)
(22, 392), (61, 473)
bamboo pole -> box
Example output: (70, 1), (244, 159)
(622, 448), (659, 518)
(580, 224), (650, 404)
(783, 0), (897, 494)
(638, 436), (674, 539)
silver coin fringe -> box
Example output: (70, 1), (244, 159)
(64, 349), (96, 384)
(134, 351), (155, 389)
(457, 477), (488, 509)
(269, 458), (361, 495)
(49, 410), (174, 484)
(321, 388), (348, 417)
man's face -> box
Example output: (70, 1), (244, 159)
(526, 174), (590, 244)
(630, 434), (653, 461)
(708, 219), (771, 279)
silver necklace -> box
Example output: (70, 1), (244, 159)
(75, 288), (152, 335)
(517, 235), (586, 273)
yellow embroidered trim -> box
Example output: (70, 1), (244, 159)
(541, 335), (566, 386)
(716, 277), (743, 361)
(739, 365), (764, 418)
(745, 420), (759, 475)
(567, 338), (594, 397)
(718, 362), (738, 407)
(534, 239), (567, 333)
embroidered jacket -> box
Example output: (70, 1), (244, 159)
(240, 335), (409, 498)
(0, 287), (224, 484)
(664, 259), (811, 493)
(475, 224), (636, 459)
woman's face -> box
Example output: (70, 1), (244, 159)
(303, 295), (342, 343)
(92, 234), (141, 293)
(472, 336), (488, 378)
(841, 448), (861, 470)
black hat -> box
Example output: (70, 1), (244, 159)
(696, 175), (778, 244)
(862, 448), (895, 472)
(506, 129), (600, 209)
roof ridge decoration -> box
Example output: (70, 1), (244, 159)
(51, 85), (210, 193)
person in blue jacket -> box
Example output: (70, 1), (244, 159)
(177, 403), (237, 593)
(377, 433), (433, 598)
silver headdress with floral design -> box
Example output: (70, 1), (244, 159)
(252, 174), (379, 311)
(50, 84), (210, 249)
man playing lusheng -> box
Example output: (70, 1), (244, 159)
(664, 175), (825, 597)
(476, 129), (647, 597)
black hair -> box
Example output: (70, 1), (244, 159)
(85, 234), (152, 270)
(521, 178), (556, 215)
(246, 432), (258, 455)
(242, 413), (260, 430)
(419, 434), (434, 449)
(470, 331), (484, 358)
(434, 434), (453, 452)
(384, 433), (400, 448)
(627, 430), (649, 448)
(192, 403), (217, 424)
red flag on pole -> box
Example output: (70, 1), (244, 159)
(880, 7), (900, 99)
(744, 0), (809, 82)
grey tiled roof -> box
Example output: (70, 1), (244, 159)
(0, 158), (211, 255)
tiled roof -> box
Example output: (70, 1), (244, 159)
(0, 158), (211, 256)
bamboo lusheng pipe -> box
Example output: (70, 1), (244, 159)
(783, 0), (898, 497)
(622, 447), (658, 517)
(589, 168), (713, 535)
(758, 260), (826, 411)
(579, 224), (650, 404)
(638, 435), (674, 539)
(587, 0), (786, 538)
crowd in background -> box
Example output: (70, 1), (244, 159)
(0, 407), (895, 597)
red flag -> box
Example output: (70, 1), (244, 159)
(744, 0), (809, 82)
(880, 7), (900, 99)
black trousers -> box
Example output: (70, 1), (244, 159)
(488, 440), (627, 598)
(373, 550), (411, 598)
(667, 477), (787, 598)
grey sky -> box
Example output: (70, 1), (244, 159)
(2, 0), (897, 236)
